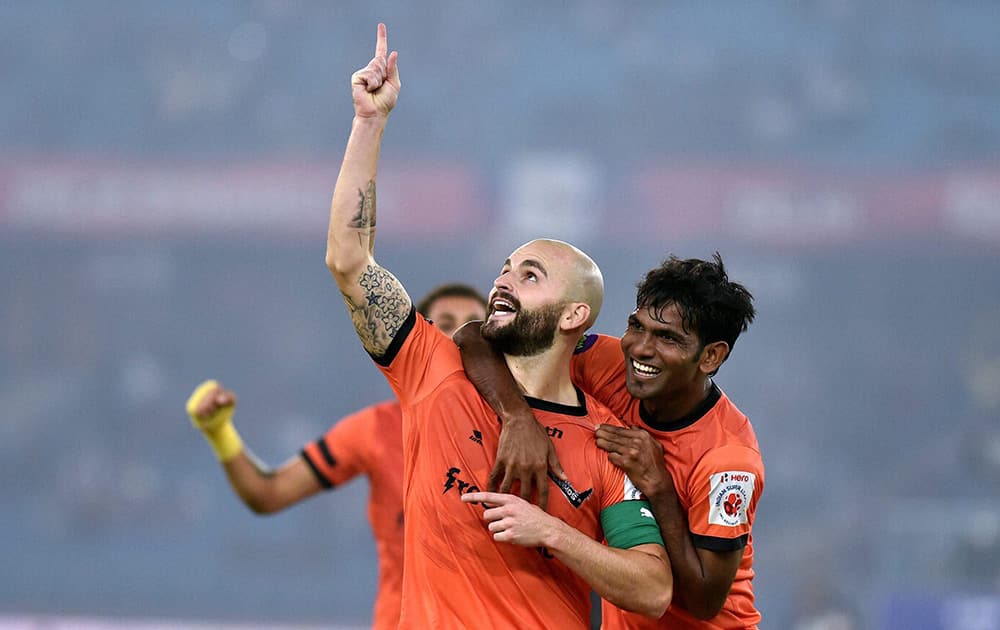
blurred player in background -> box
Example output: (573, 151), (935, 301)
(185, 283), (486, 630)
(460, 254), (764, 628)
(323, 23), (672, 628)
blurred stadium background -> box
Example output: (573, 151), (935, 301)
(3, 2), (1000, 629)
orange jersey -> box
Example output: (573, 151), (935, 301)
(375, 310), (663, 630)
(572, 334), (765, 630)
(300, 400), (404, 630)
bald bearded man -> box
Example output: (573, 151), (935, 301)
(321, 23), (673, 629)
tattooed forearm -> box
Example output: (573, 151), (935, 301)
(340, 264), (409, 356)
(348, 180), (377, 251)
(348, 181), (377, 229)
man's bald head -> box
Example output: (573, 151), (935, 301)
(514, 238), (604, 329)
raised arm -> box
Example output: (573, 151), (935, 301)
(325, 23), (411, 358)
(186, 380), (322, 514)
(454, 321), (566, 509)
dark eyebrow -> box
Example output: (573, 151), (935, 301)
(657, 322), (693, 343)
(634, 309), (689, 338)
(519, 258), (548, 278)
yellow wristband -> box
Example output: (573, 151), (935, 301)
(186, 379), (243, 462)
(202, 420), (244, 463)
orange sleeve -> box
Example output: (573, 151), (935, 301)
(570, 334), (633, 418)
(598, 460), (654, 510)
(585, 405), (642, 510)
(598, 454), (629, 510)
(300, 404), (379, 488)
(374, 309), (463, 406)
(685, 445), (764, 551)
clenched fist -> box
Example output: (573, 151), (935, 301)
(186, 379), (237, 432)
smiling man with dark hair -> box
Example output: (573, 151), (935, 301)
(321, 23), (672, 629)
(461, 252), (764, 629)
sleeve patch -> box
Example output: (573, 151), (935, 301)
(623, 474), (645, 501)
(601, 500), (664, 549)
(707, 471), (755, 527)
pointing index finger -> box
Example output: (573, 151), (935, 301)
(375, 23), (388, 61)
(462, 491), (507, 505)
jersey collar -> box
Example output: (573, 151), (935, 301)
(638, 382), (721, 432)
(524, 386), (588, 417)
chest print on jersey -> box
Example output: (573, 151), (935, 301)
(442, 466), (481, 498)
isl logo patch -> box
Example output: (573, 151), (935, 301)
(707, 471), (755, 527)
(623, 475), (645, 501)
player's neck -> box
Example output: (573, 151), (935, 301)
(642, 378), (715, 424)
(504, 344), (578, 406)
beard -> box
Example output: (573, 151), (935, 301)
(481, 302), (563, 357)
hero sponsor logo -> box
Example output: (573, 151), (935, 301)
(707, 471), (755, 527)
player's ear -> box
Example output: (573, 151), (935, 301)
(698, 341), (730, 375)
(561, 302), (591, 332)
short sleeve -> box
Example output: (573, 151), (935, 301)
(600, 500), (663, 550)
(375, 310), (464, 407)
(594, 424), (664, 550)
(686, 445), (765, 551)
(300, 404), (381, 488)
(569, 334), (633, 418)
(597, 465), (663, 550)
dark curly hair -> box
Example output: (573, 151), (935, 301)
(635, 253), (755, 372)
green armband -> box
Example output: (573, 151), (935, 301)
(601, 500), (664, 550)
